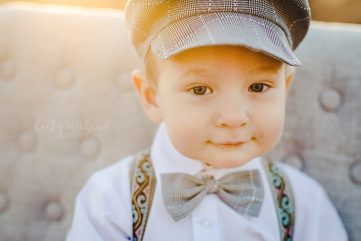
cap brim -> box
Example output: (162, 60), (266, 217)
(150, 12), (301, 66)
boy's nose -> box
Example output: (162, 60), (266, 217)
(215, 101), (250, 128)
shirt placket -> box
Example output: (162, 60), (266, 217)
(192, 194), (221, 241)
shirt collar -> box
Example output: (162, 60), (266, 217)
(151, 122), (263, 181)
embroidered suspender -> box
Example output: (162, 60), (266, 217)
(130, 150), (295, 241)
(263, 160), (296, 241)
(130, 150), (156, 241)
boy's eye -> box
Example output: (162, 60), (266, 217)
(190, 86), (213, 95)
(249, 83), (270, 93)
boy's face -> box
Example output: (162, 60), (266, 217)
(133, 46), (294, 168)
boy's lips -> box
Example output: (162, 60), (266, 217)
(209, 138), (251, 147)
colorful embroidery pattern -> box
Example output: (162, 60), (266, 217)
(130, 151), (295, 241)
(130, 150), (156, 241)
(264, 160), (295, 241)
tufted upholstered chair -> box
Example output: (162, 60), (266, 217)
(0, 3), (360, 241)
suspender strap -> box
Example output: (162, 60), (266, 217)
(263, 159), (296, 241)
(130, 150), (295, 241)
(130, 149), (156, 241)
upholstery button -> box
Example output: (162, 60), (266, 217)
(0, 60), (15, 80)
(45, 202), (64, 221)
(319, 89), (342, 112)
(198, 218), (214, 228)
(18, 131), (36, 152)
(0, 192), (10, 213)
(349, 161), (361, 185)
(283, 154), (305, 170)
(81, 137), (101, 158)
(56, 69), (75, 89)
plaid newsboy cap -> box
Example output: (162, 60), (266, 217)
(125, 0), (311, 66)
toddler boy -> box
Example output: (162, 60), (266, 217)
(67, 1), (348, 240)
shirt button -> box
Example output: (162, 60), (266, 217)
(198, 218), (214, 228)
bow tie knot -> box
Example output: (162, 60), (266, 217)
(200, 174), (219, 194)
(161, 170), (264, 221)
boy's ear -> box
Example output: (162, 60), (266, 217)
(131, 69), (163, 123)
(285, 65), (295, 95)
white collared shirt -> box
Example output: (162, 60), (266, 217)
(67, 123), (348, 241)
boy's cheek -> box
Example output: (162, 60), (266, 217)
(166, 126), (201, 158)
(257, 112), (285, 147)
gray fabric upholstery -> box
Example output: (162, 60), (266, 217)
(267, 22), (361, 241)
(0, 3), (359, 241)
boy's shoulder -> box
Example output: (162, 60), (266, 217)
(85, 154), (134, 190)
(77, 154), (135, 206)
(275, 161), (327, 198)
(69, 155), (135, 239)
(274, 161), (337, 217)
(274, 162), (348, 240)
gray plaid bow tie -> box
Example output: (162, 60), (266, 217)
(161, 170), (264, 221)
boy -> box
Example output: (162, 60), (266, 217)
(67, 1), (348, 240)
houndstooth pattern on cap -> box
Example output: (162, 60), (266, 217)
(125, 0), (310, 66)
(161, 169), (264, 221)
(151, 12), (301, 65)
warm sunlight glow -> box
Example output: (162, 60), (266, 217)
(0, 0), (126, 9)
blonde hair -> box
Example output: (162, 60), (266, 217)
(284, 64), (296, 78)
(144, 50), (158, 86)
